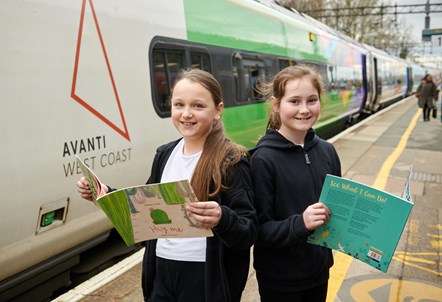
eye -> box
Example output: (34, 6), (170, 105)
(289, 99), (300, 104)
(308, 98), (319, 104)
(193, 103), (205, 109)
(173, 102), (184, 108)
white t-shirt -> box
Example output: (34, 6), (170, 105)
(156, 139), (207, 262)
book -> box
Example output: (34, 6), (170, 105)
(307, 170), (413, 272)
(76, 155), (213, 246)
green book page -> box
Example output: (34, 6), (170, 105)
(97, 180), (213, 246)
(76, 156), (213, 246)
(308, 174), (413, 272)
(97, 190), (135, 245)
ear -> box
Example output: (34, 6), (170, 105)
(271, 96), (279, 113)
(215, 102), (224, 119)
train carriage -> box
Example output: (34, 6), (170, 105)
(0, 0), (437, 300)
(363, 44), (409, 112)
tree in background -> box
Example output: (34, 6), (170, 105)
(281, 0), (414, 58)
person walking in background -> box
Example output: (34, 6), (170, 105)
(433, 74), (441, 121)
(249, 65), (341, 302)
(77, 69), (257, 302)
(440, 80), (442, 122)
(416, 74), (438, 122)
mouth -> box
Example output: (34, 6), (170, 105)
(180, 121), (196, 126)
(295, 116), (311, 121)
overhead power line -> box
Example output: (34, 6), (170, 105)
(304, 3), (442, 18)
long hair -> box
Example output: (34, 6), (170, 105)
(256, 65), (325, 130)
(424, 73), (433, 82)
(172, 69), (246, 201)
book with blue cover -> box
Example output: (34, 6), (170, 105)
(76, 155), (213, 246)
(307, 170), (413, 272)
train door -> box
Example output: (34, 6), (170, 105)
(372, 57), (381, 111)
(406, 66), (413, 96)
(361, 54), (371, 114)
(364, 53), (377, 113)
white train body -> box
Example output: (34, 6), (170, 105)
(1, 0), (181, 288)
(1, 0), (439, 300)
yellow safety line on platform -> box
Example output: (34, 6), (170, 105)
(372, 109), (421, 190)
(392, 257), (442, 276)
(326, 108), (422, 302)
(393, 254), (435, 265)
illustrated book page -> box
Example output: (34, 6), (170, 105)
(307, 172), (413, 272)
(76, 156), (213, 246)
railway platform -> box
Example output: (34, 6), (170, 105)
(54, 95), (442, 302)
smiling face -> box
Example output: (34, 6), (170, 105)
(171, 78), (223, 154)
(274, 77), (320, 145)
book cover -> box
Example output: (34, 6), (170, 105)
(307, 173), (413, 272)
(76, 156), (213, 246)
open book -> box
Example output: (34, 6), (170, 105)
(307, 168), (413, 273)
(76, 155), (213, 246)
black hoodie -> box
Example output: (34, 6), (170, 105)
(142, 139), (257, 302)
(249, 128), (341, 292)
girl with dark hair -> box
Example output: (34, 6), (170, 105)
(77, 69), (257, 302)
(416, 74), (438, 121)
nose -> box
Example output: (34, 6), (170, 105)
(299, 101), (309, 113)
(183, 106), (193, 118)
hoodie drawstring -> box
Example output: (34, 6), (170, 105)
(304, 152), (311, 165)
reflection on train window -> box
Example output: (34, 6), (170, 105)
(151, 38), (212, 117)
(278, 58), (295, 70)
(299, 61), (329, 89)
(328, 65), (362, 90)
(327, 65), (337, 90)
(376, 57), (406, 96)
(191, 53), (211, 72)
(233, 55), (267, 103)
(152, 50), (184, 115)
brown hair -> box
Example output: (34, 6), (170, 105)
(257, 65), (325, 130)
(172, 69), (246, 201)
(424, 73), (433, 82)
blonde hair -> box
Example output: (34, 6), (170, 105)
(257, 65), (325, 130)
(172, 69), (246, 200)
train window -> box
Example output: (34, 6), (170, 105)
(335, 65), (355, 90)
(233, 54), (267, 103)
(152, 50), (184, 115)
(191, 53), (211, 72)
(150, 37), (212, 117)
(299, 61), (329, 88)
(354, 66), (363, 89)
(278, 59), (295, 70)
(327, 65), (337, 91)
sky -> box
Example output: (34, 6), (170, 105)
(394, 0), (442, 43)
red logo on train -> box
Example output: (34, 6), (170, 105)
(71, 0), (130, 141)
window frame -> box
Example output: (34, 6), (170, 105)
(232, 52), (268, 103)
(150, 37), (211, 118)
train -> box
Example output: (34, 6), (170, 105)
(1, 0), (440, 301)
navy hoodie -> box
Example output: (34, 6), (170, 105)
(249, 128), (341, 292)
